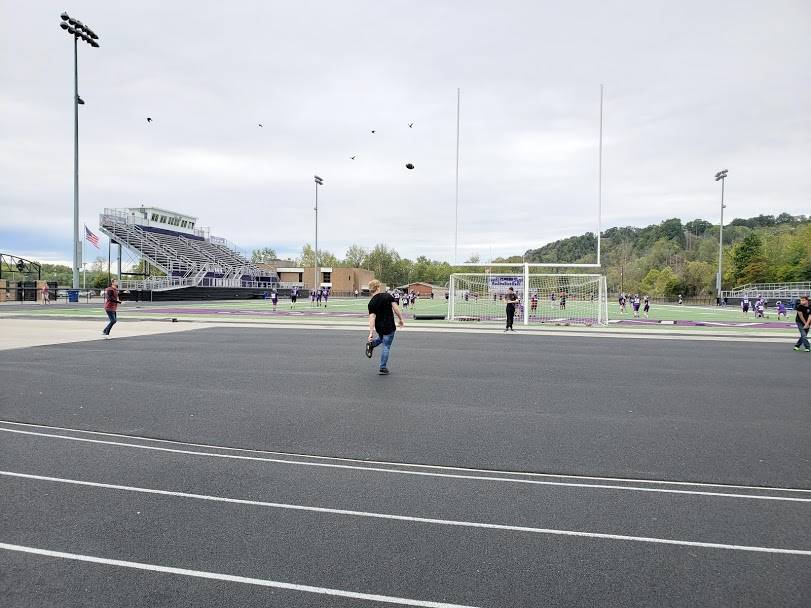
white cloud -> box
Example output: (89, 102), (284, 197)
(1, 0), (809, 265)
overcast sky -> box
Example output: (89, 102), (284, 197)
(1, 0), (809, 266)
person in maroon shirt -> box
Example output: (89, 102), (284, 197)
(102, 279), (123, 336)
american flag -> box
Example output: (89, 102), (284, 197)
(84, 225), (100, 248)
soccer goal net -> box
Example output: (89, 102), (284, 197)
(449, 273), (608, 326)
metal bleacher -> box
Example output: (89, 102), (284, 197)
(99, 209), (277, 291)
(721, 282), (811, 301)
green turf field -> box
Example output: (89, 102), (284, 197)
(0, 296), (791, 327)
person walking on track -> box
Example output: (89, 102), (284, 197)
(102, 279), (122, 337)
(365, 279), (404, 375)
(793, 295), (810, 352)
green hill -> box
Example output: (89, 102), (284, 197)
(522, 214), (811, 296)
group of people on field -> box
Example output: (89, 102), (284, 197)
(739, 295), (791, 320)
(390, 289), (418, 309)
(309, 286), (331, 307)
(618, 293), (651, 319)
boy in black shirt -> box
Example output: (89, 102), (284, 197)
(793, 295), (810, 352)
(365, 279), (405, 374)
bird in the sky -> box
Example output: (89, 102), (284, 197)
(146, 117), (152, 123)
(370, 130), (376, 134)
(408, 123), (413, 128)
(350, 156), (356, 160)
(258, 123), (263, 127)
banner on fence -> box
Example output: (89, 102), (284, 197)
(488, 276), (523, 287)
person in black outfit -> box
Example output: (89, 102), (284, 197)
(504, 287), (518, 332)
(365, 279), (405, 375)
(793, 295), (810, 352)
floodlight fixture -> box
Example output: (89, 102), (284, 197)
(714, 169), (729, 299)
(59, 12), (101, 288)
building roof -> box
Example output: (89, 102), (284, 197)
(125, 206), (197, 221)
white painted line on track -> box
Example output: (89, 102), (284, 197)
(0, 542), (478, 608)
(2, 471), (809, 556)
(2, 423), (809, 497)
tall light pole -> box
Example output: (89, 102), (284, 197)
(313, 175), (323, 294)
(454, 88), (460, 264)
(60, 12), (100, 289)
(714, 169), (728, 299)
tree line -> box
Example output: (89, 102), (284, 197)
(266, 213), (810, 295)
(524, 213), (810, 296)
(25, 213), (809, 293)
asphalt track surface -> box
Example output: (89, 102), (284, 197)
(1, 327), (809, 607)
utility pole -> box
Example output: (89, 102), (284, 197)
(714, 170), (728, 299)
(313, 175), (324, 294)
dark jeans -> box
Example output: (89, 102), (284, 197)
(103, 310), (117, 335)
(506, 305), (515, 329)
(796, 322), (810, 349)
(371, 332), (395, 368)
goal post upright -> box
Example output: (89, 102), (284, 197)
(448, 274), (455, 322)
(523, 263), (529, 325)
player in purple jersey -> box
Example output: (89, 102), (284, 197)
(271, 290), (278, 311)
(323, 288), (329, 307)
(632, 295), (641, 318)
(777, 301), (787, 320)
(741, 297), (750, 315)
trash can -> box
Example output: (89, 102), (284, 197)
(68, 289), (79, 303)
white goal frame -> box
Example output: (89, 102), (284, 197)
(448, 264), (608, 326)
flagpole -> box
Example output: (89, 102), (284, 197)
(82, 231), (86, 290)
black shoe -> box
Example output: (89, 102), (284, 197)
(365, 341), (374, 358)
(378, 367), (390, 375)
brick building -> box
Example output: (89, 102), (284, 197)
(274, 266), (375, 295)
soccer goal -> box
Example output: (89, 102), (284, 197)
(449, 270), (608, 326)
